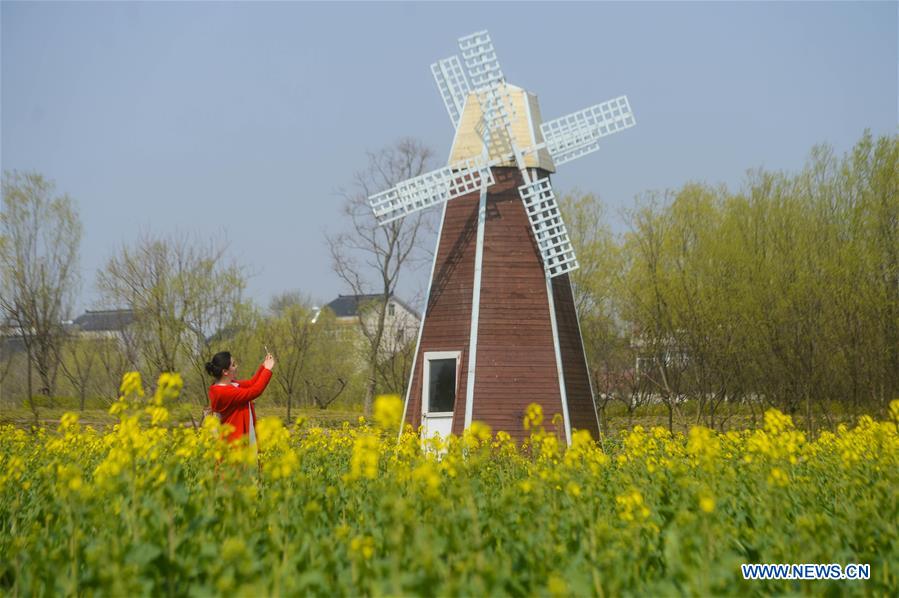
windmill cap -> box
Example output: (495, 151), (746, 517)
(448, 83), (556, 172)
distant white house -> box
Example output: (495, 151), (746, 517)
(316, 294), (420, 355)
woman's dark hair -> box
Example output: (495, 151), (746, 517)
(205, 351), (232, 378)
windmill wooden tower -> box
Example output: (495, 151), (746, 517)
(370, 31), (636, 444)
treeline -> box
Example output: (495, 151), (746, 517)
(3, 133), (895, 432)
(567, 132), (898, 432)
(0, 172), (415, 423)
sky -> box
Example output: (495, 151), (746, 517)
(2, 1), (897, 316)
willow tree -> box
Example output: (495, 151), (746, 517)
(97, 232), (247, 402)
(0, 171), (82, 421)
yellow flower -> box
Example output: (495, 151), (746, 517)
(411, 461), (441, 496)
(547, 573), (568, 597)
(570, 429), (593, 449)
(153, 372), (183, 404)
(687, 426), (721, 464)
(221, 537), (248, 563)
(768, 467), (789, 487)
(269, 451), (299, 480)
(763, 409), (794, 435)
(551, 412), (563, 428)
(373, 394), (403, 432)
(346, 433), (380, 481)
(256, 416), (288, 449)
(108, 399), (128, 416)
(699, 493), (715, 513)
(349, 535), (375, 560)
(889, 399), (899, 424)
(119, 371), (144, 397)
(146, 406), (170, 426)
(523, 403), (543, 430)
(468, 420), (492, 443)
(616, 489), (650, 523)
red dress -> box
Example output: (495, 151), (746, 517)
(208, 364), (272, 443)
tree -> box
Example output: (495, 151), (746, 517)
(559, 191), (633, 431)
(57, 334), (99, 411)
(0, 171), (82, 423)
(96, 232), (247, 402)
(374, 315), (417, 397)
(94, 334), (137, 403)
(264, 292), (315, 424)
(328, 138), (436, 415)
(302, 308), (358, 410)
(622, 192), (690, 431)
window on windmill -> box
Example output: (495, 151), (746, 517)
(428, 359), (456, 413)
(388, 303), (395, 316)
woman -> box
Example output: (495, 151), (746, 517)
(205, 350), (275, 447)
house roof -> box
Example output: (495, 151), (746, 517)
(72, 309), (135, 332)
(323, 294), (419, 319)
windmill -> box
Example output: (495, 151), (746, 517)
(370, 30), (636, 444)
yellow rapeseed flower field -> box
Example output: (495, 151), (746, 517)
(0, 374), (897, 595)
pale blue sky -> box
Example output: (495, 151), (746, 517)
(2, 1), (897, 314)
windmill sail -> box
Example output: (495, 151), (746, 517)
(540, 96), (635, 165)
(368, 157), (495, 225)
(458, 30), (504, 89)
(431, 56), (470, 129)
(518, 177), (579, 278)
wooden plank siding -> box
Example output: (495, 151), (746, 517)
(404, 193), (480, 431)
(466, 168), (565, 443)
(551, 275), (601, 438)
(405, 167), (596, 444)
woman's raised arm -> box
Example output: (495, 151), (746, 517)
(210, 367), (273, 412)
(235, 363), (266, 388)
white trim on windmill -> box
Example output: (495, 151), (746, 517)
(399, 200), (450, 442)
(545, 274), (573, 445)
(464, 170), (489, 431)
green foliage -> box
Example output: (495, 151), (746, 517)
(566, 132), (899, 431)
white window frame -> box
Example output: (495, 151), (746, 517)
(421, 351), (461, 417)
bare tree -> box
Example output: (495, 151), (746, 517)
(327, 139), (435, 414)
(265, 292), (314, 424)
(0, 327), (23, 409)
(57, 333), (99, 411)
(375, 316), (418, 397)
(0, 171), (82, 423)
(95, 334), (137, 403)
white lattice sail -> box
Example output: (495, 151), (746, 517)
(518, 177), (579, 277)
(368, 158), (495, 225)
(458, 31), (514, 143)
(458, 31), (504, 89)
(540, 96), (636, 165)
(431, 56), (470, 129)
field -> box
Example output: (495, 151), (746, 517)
(1, 374), (897, 596)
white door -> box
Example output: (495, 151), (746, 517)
(421, 351), (460, 441)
